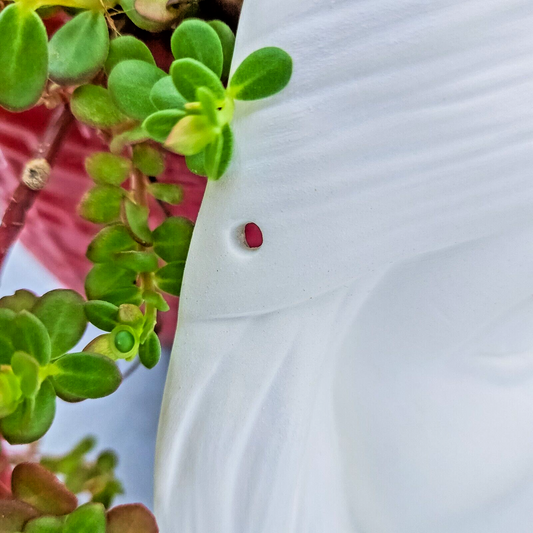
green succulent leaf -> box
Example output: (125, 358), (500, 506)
(142, 289), (170, 312)
(0, 379), (56, 445)
(0, 289), (37, 313)
(52, 353), (122, 400)
(208, 20), (235, 83)
(32, 290), (87, 359)
(0, 4), (48, 112)
(0, 308), (16, 364)
(13, 311), (51, 366)
(86, 153), (132, 186)
(138, 331), (161, 369)
(142, 109), (186, 143)
(154, 261), (185, 297)
(11, 351), (40, 398)
(64, 503), (106, 533)
(84, 300), (119, 332)
(105, 35), (155, 74)
(132, 144), (165, 177)
(49, 11), (109, 85)
(24, 515), (66, 533)
(0, 368), (22, 418)
(204, 123), (233, 180)
(106, 503), (158, 533)
(71, 85), (129, 129)
(124, 198), (153, 244)
(147, 182), (183, 205)
(85, 264), (141, 306)
(229, 47), (292, 101)
(113, 251), (159, 273)
(87, 224), (137, 263)
(150, 76), (186, 111)
(165, 114), (217, 156)
(0, 500), (39, 533)
(170, 58), (225, 102)
(78, 185), (123, 224)
(152, 216), (193, 262)
(108, 60), (166, 121)
(171, 19), (223, 77)
(12, 462), (78, 516)
(185, 151), (207, 177)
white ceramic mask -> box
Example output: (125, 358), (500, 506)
(156, 1), (533, 531)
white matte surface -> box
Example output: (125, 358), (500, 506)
(156, 1), (533, 531)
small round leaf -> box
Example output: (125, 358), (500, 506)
(108, 60), (166, 121)
(12, 463), (77, 516)
(105, 35), (155, 74)
(132, 144), (165, 177)
(147, 182), (183, 205)
(87, 224), (137, 263)
(78, 185), (123, 224)
(85, 152), (132, 186)
(49, 11), (109, 85)
(85, 264), (140, 306)
(229, 47), (292, 101)
(32, 290), (87, 359)
(52, 353), (122, 400)
(0, 4), (48, 111)
(106, 503), (158, 533)
(71, 85), (128, 129)
(139, 331), (161, 369)
(171, 19), (223, 77)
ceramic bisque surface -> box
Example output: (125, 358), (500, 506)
(156, 1), (533, 531)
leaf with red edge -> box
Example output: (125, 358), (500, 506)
(0, 499), (39, 532)
(11, 463), (78, 516)
(106, 503), (159, 533)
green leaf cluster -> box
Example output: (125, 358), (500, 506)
(0, 290), (121, 444)
(101, 18), (293, 181)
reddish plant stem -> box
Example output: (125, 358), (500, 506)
(0, 105), (74, 270)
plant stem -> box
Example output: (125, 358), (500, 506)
(0, 105), (74, 270)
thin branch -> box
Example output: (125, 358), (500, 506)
(0, 105), (74, 271)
